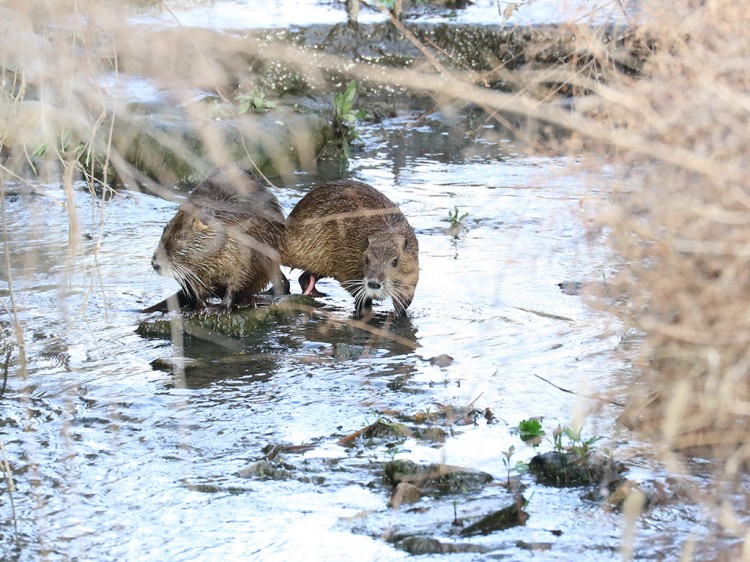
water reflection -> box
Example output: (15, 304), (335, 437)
(139, 303), (419, 389)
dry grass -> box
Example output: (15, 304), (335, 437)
(574, 0), (750, 547)
(588, 1), (750, 454)
(3, 0), (750, 555)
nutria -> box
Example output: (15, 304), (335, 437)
(282, 180), (419, 318)
(149, 165), (288, 312)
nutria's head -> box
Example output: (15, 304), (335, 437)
(151, 205), (227, 293)
(347, 229), (419, 316)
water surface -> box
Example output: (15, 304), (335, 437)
(130, 0), (639, 29)
(0, 102), (724, 560)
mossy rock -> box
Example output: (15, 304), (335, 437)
(383, 460), (492, 496)
(528, 451), (625, 487)
(137, 295), (312, 339)
(395, 536), (488, 555)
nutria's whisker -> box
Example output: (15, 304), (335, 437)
(176, 263), (211, 296)
(353, 289), (366, 311)
(340, 279), (361, 291)
(388, 287), (405, 309)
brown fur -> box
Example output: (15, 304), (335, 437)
(282, 180), (419, 317)
(151, 165), (288, 311)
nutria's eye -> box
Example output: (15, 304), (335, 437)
(177, 231), (190, 241)
(391, 258), (398, 268)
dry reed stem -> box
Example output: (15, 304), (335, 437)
(575, 0), (750, 543)
(0, 437), (18, 549)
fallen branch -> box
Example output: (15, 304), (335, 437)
(533, 373), (625, 408)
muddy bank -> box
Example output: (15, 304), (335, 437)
(0, 8), (648, 185)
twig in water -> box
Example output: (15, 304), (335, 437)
(337, 420), (381, 447)
(0, 344), (10, 399)
(533, 374), (625, 408)
(467, 392), (484, 411)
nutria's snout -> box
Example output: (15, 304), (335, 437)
(367, 280), (381, 290)
(151, 254), (161, 272)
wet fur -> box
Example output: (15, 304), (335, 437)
(282, 180), (419, 317)
(151, 166), (287, 310)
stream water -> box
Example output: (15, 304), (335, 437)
(0, 105), (723, 560)
(131, 0), (638, 28)
(0, 1), (730, 560)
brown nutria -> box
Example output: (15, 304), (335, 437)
(282, 180), (419, 318)
(149, 165), (288, 312)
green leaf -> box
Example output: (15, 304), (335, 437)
(518, 418), (545, 441)
(236, 95), (251, 114)
(33, 144), (48, 157)
(563, 426), (583, 443)
(343, 80), (357, 108)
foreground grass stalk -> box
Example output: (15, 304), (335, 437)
(0, 439), (19, 548)
(0, 174), (26, 377)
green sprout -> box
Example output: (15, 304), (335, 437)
(236, 87), (277, 114)
(448, 207), (469, 236)
(332, 80), (368, 157)
(501, 444), (529, 487)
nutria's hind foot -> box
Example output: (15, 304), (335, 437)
(263, 270), (291, 296)
(299, 272), (327, 297)
(200, 299), (250, 316)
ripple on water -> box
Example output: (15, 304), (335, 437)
(0, 106), (710, 561)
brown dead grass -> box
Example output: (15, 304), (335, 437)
(575, 0), (750, 545)
(586, 0), (750, 455)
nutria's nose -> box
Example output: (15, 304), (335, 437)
(151, 255), (160, 272)
(367, 280), (381, 290)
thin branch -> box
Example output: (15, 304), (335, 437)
(534, 373), (625, 407)
(0, 344), (10, 399)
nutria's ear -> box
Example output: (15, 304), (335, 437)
(193, 208), (214, 230)
(190, 214), (208, 230)
(392, 234), (407, 252)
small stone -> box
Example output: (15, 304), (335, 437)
(429, 354), (454, 367)
(388, 482), (421, 509)
(459, 497), (528, 536)
(558, 281), (583, 295)
(418, 427), (447, 443)
(235, 460), (294, 480)
(384, 460), (492, 495)
(528, 451), (625, 487)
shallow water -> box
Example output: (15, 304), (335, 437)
(0, 103), (726, 560)
(130, 0), (639, 29)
